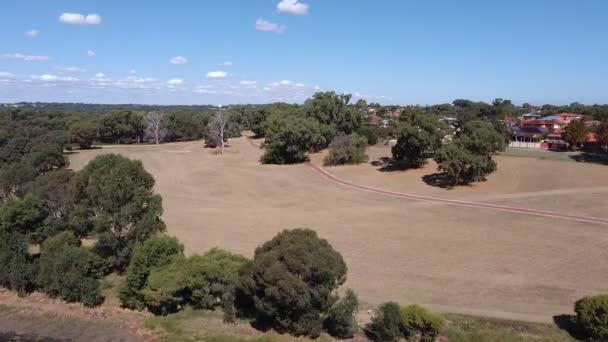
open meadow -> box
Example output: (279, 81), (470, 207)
(68, 136), (608, 324)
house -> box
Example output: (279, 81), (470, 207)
(584, 120), (600, 128)
(509, 126), (546, 142)
(522, 118), (568, 132)
(520, 113), (541, 120)
(556, 112), (582, 122)
(584, 132), (598, 150)
(503, 116), (518, 126)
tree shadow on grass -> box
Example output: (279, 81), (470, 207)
(553, 314), (587, 340)
(570, 152), (608, 165)
(371, 157), (419, 172)
(421, 173), (454, 189)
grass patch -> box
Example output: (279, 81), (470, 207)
(498, 149), (575, 162)
(443, 314), (578, 342)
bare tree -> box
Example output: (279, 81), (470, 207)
(144, 111), (167, 144)
(206, 109), (229, 154)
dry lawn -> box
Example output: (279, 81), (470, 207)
(68, 137), (608, 324)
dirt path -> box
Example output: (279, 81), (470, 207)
(247, 137), (608, 226)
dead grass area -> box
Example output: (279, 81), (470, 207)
(68, 137), (608, 324)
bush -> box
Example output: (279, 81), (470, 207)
(323, 134), (368, 166)
(120, 235), (184, 310)
(365, 302), (403, 342)
(434, 143), (496, 187)
(356, 126), (379, 145)
(142, 248), (247, 315)
(36, 231), (103, 306)
(261, 115), (325, 164)
(0, 229), (35, 294)
(237, 228), (347, 337)
(0, 194), (46, 237)
(400, 304), (445, 342)
(324, 289), (359, 338)
(574, 294), (608, 340)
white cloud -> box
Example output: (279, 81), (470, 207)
(313, 85), (321, 90)
(170, 56), (188, 65)
(25, 29), (40, 38)
(295, 82), (305, 87)
(86, 50), (96, 57)
(3, 53), (51, 62)
(167, 78), (184, 85)
(31, 74), (79, 82)
(239, 80), (257, 86)
(222, 61), (233, 67)
(129, 69), (137, 74)
(206, 71), (228, 79)
(255, 18), (287, 33)
(0, 72), (15, 79)
(270, 80), (296, 87)
(55, 66), (86, 73)
(59, 13), (102, 25)
(277, 0), (309, 15)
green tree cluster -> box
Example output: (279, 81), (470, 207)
(574, 294), (608, 341)
(365, 302), (444, 342)
(323, 133), (368, 166)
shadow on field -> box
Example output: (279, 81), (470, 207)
(552, 314), (587, 340)
(421, 173), (453, 189)
(372, 157), (418, 172)
(570, 152), (608, 165)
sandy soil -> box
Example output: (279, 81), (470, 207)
(68, 137), (608, 323)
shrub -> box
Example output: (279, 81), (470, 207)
(120, 235), (184, 310)
(0, 229), (35, 294)
(324, 289), (359, 338)
(365, 302), (403, 342)
(237, 228), (347, 337)
(323, 134), (368, 166)
(434, 143), (496, 187)
(261, 115), (325, 164)
(36, 231), (103, 306)
(400, 304), (445, 342)
(574, 294), (608, 340)
(356, 126), (379, 145)
(142, 248), (247, 315)
(0, 194), (46, 237)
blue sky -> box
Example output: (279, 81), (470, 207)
(1, 0), (608, 105)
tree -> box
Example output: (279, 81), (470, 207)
(143, 111), (167, 145)
(304, 92), (361, 139)
(324, 289), (359, 338)
(205, 109), (242, 153)
(355, 99), (368, 111)
(70, 121), (98, 149)
(120, 235), (184, 310)
(400, 305), (445, 342)
(0, 229), (35, 295)
(36, 231), (104, 306)
(236, 228), (347, 337)
(323, 133), (368, 166)
(596, 120), (608, 151)
(563, 120), (588, 149)
(142, 248), (247, 316)
(457, 120), (506, 156)
(434, 143), (494, 187)
(97, 110), (144, 144)
(356, 126), (379, 145)
(392, 113), (449, 168)
(261, 115), (325, 164)
(68, 154), (166, 271)
(574, 294), (608, 341)
(0, 194), (46, 237)
(365, 302), (402, 342)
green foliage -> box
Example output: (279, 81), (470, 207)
(120, 235), (184, 310)
(70, 121), (98, 149)
(261, 115), (325, 164)
(97, 110), (144, 144)
(365, 302), (403, 342)
(323, 289), (359, 338)
(574, 294), (608, 341)
(0, 194), (46, 237)
(392, 113), (449, 168)
(304, 91), (361, 136)
(164, 110), (211, 141)
(143, 248), (247, 315)
(596, 121), (608, 150)
(400, 304), (444, 342)
(356, 126), (379, 145)
(433, 120), (504, 187)
(563, 120), (588, 149)
(237, 228), (347, 337)
(0, 229), (35, 295)
(68, 154), (166, 271)
(323, 134), (368, 166)
(36, 231), (104, 306)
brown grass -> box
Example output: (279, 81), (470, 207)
(68, 136), (608, 323)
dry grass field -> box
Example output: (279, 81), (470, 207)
(68, 136), (608, 324)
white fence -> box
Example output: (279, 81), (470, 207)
(509, 141), (541, 149)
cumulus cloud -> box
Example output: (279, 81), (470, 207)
(86, 50), (96, 57)
(31, 74), (79, 82)
(270, 80), (297, 87)
(3, 53), (51, 62)
(59, 13), (102, 25)
(170, 56), (188, 65)
(255, 18), (287, 33)
(206, 71), (228, 79)
(277, 0), (309, 15)
(0, 72), (15, 79)
(167, 78), (184, 85)
(91, 72), (110, 81)
(239, 80), (257, 86)
(25, 29), (40, 38)
(222, 61), (233, 67)
(313, 85), (321, 90)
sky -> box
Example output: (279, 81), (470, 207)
(1, 0), (608, 105)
